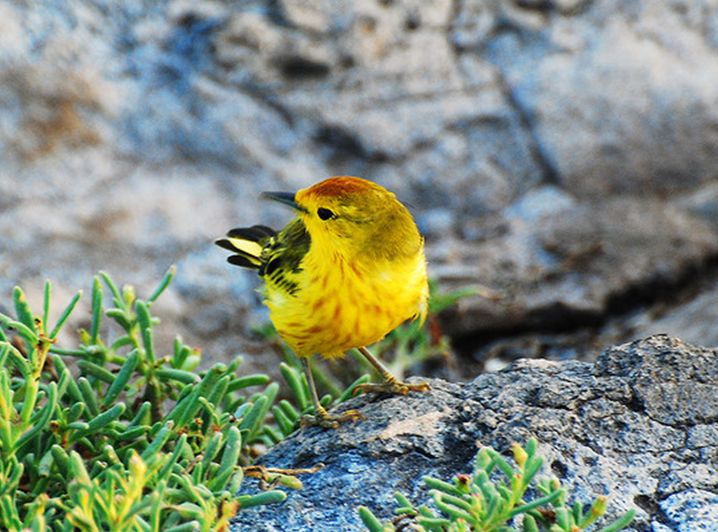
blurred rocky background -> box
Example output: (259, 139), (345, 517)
(1, 0), (717, 379)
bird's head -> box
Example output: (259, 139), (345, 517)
(262, 176), (422, 261)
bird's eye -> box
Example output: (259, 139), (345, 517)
(317, 208), (335, 220)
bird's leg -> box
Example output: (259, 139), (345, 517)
(353, 346), (430, 395)
(299, 357), (364, 429)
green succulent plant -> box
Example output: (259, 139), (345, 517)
(359, 438), (635, 532)
(0, 268), (290, 530)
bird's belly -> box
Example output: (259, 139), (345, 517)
(266, 263), (424, 358)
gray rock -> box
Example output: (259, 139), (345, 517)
(435, 198), (718, 336)
(660, 490), (718, 532)
(605, 278), (718, 354)
(1, 0), (718, 372)
(680, 181), (718, 232)
(234, 335), (718, 530)
(472, 0), (718, 198)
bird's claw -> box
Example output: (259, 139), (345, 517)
(300, 408), (365, 429)
(353, 380), (431, 396)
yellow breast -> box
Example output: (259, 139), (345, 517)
(265, 247), (428, 358)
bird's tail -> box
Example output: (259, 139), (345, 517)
(215, 225), (275, 269)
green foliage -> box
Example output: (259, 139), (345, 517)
(358, 438), (635, 532)
(0, 268), (291, 530)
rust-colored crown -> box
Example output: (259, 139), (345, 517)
(304, 176), (385, 198)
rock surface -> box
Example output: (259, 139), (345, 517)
(1, 1), (718, 373)
(235, 335), (718, 530)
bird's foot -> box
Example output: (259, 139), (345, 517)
(300, 408), (365, 429)
(353, 379), (431, 396)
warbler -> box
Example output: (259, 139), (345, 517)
(216, 176), (429, 427)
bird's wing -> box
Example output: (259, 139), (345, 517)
(258, 218), (311, 296)
(216, 219), (311, 297)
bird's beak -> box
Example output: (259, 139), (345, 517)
(261, 191), (308, 213)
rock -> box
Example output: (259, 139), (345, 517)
(680, 181), (718, 232)
(1, 0), (718, 373)
(234, 335), (718, 530)
(600, 277), (718, 351)
(435, 197), (718, 337)
(473, 0), (718, 198)
(660, 489), (718, 531)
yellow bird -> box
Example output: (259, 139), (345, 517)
(216, 176), (429, 427)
